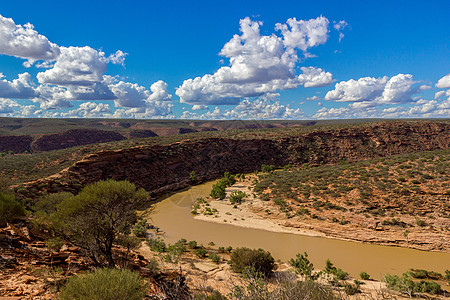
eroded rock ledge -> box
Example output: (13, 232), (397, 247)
(22, 121), (450, 198)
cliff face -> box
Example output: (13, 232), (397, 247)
(0, 135), (32, 153)
(30, 129), (126, 152)
(21, 121), (450, 198)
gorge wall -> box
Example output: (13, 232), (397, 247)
(22, 121), (450, 198)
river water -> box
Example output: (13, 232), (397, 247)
(146, 181), (450, 280)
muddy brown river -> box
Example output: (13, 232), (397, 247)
(146, 181), (450, 280)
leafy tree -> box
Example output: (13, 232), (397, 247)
(39, 180), (148, 266)
(210, 172), (236, 199)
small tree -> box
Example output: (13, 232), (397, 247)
(189, 171), (198, 183)
(289, 252), (320, 280)
(40, 180), (149, 267)
(229, 247), (275, 277)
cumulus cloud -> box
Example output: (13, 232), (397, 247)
(298, 67), (334, 87)
(0, 73), (37, 99)
(313, 97), (450, 119)
(176, 16), (333, 106)
(436, 74), (450, 89)
(37, 46), (111, 86)
(0, 98), (20, 114)
(0, 14), (60, 64)
(60, 102), (112, 118)
(275, 16), (329, 52)
(325, 74), (420, 105)
(181, 96), (305, 120)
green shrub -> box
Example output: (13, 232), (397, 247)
(408, 269), (442, 280)
(147, 237), (166, 253)
(0, 192), (25, 226)
(59, 268), (147, 300)
(45, 237), (64, 251)
(324, 259), (348, 280)
(343, 282), (360, 295)
(289, 252), (320, 280)
(229, 247), (275, 276)
(360, 271), (370, 280)
(132, 220), (147, 238)
(210, 173), (236, 200)
(190, 171), (198, 183)
(229, 191), (247, 204)
(261, 164), (275, 173)
(384, 273), (442, 296)
(209, 252), (221, 264)
(188, 240), (198, 249)
(146, 258), (160, 276)
(195, 248), (208, 258)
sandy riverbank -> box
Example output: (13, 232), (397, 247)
(193, 178), (449, 253)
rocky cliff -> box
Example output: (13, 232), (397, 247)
(30, 129), (126, 152)
(0, 135), (32, 154)
(20, 121), (450, 199)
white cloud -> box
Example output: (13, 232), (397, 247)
(106, 78), (173, 117)
(176, 16), (333, 105)
(0, 98), (20, 114)
(306, 95), (320, 101)
(60, 102), (112, 118)
(192, 105), (208, 110)
(436, 74), (450, 89)
(0, 14), (60, 64)
(333, 20), (349, 42)
(325, 74), (420, 105)
(325, 76), (388, 102)
(435, 90), (450, 100)
(298, 67), (334, 87)
(313, 97), (450, 119)
(275, 16), (329, 51)
(379, 74), (418, 104)
(181, 96), (305, 120)
(0, 72), (37, 99)
(37, 46), (109, 86)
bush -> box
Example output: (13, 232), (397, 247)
(261, 164), (275, 173)
(59, 268), (147, 300)
(229, 191), (247, 204)
(0, 192), (25, 227)
(132, 220), (147, 238)
(188, 240), (198, 249)
(229, 247), (275, 276)
(343, 282), (360, 295)
(360, 271), (370, 280)
(289, 252), (320, 280)
(384, 273), (442, 296)
(209, 252), (221, 264)
(148, 237), (166, 253)
(190, 171), (198, 183)
(324, 259), (348, 280)
(195, 248), (208, 258)
(146, 258), (160, 276)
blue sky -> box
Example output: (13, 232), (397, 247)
(0, 0), (449, 119)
